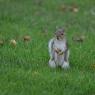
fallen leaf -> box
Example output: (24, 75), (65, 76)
(23, 35), (31, 42)
(72, 35), (85, 42)
(69, 4), (79, 13)
(10, 39), (17, 47)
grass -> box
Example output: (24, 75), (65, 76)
(0, 0), (95, 95)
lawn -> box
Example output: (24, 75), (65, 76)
(0, 0), (95, 95)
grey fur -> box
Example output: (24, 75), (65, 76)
(48, 37), (70, 69)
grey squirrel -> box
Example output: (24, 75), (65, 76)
(48, 28), (70, 69)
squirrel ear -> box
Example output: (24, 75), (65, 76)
(55, 27), (65, 35)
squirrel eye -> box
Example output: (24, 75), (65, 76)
(61, 33), (64, 35)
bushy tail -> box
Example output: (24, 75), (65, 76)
(48, 38), (54, 59)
